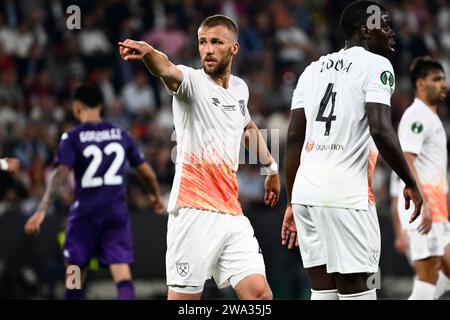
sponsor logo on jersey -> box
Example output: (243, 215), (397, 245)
(314, 144), (345, 151)
(212, 97), (237, 112)
(305, 140), (314, 152)
(222, 105), (236, 112)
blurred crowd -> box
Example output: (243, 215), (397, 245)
(1, 0), (450, 220)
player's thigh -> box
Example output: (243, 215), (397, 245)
(64, 215), (100, 267)
(291, 204), (327, 269)
(408, 222), (448, 262)
(409, 222), (448, 282)
(332, 272), (373, 294)
(306, 265), (336, 291)
(317, 205), (380, 275)
(99, 210), (134, 266)
(166, 208), (228, 288)
(213, 215), (267, 293)
(234, 274), (272, 300)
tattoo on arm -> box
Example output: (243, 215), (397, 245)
(38, 166), (70, 211)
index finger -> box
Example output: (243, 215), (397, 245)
(118, 42), (136, 50)
(288, 232), (296, 249)
(409, 207), (420, 223)
(281, 225), (287, 242)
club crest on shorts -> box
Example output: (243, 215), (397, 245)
(239, 100), (245, 116)
(369, 249), (379, 264)
(176, 262), (189, 277)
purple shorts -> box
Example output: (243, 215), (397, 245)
(63, 205), (133, 267)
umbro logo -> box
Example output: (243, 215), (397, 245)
(212, 98), (220, 107)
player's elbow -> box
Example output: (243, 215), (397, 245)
(368, 123), (389, 142)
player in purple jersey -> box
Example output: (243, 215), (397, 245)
(24, 84), (164, 300)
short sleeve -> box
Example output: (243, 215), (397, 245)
(171, 65), (196, 99)
(365, 56), (395, 106)
(125, 131), (145, 168)
(291, 66), (311, 110)
(242, 84), (251, 128)
(54, 132), (76, 168)
(398, 113), (427, 155)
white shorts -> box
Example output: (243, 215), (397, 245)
(166, 207), (266, 289)
(292, 204), (380, 274)
(407, 222), (450, 261)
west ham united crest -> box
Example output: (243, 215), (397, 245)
(176, 262), (189, 277)
(239, 100), (245, 116)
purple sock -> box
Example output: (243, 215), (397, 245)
(117, 280), (135, 300)
(64, 288), (84, 300)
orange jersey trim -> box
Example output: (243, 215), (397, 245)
(177, 153), (243, 215)
(367, 150), (378, 206)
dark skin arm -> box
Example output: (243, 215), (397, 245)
(24, 165), (71, 235)
(282, 109), (306, 249)
(285, 109), (306, 205)
(366, 103), (423, 223)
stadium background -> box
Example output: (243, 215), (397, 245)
(0, 0), (449, 299)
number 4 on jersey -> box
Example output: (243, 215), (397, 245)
(316, 83), (337, 136)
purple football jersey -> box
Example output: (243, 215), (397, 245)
(55, 122), (144, 214)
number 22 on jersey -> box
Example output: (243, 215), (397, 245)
(81, 142), (125, 188)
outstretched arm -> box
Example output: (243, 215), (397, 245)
(366, 103), (422, 224)
(118, 39), (183, 92)
(24, 165), (70, 235)
(243, 120), (280, 207)
(136, 162), (165, 215)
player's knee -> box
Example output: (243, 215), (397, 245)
(252, 286), (272, 300)
(259, 288), (273, 300)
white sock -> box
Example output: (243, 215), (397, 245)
(338, 289), (376, 300)
(408, 279), (435, 300)
(435, 271), (450, 299)
(310, 289), (339, 300)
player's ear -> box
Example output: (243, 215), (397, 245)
(232, 42), (239, 55)
(72, 101), (82, 118)
(360, 25), (370, 40)
(416, 78), (425, 91)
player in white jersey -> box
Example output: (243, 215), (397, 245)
(283, 1), (422, 300)
(119, 15), (280, 300)
(396, 57), (450, 299)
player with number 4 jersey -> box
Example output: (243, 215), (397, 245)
(283, 1), (422, 300)
(24, 84), (164, 300)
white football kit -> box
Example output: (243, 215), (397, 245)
(397, 98), (450, 260)
(166, 66), (265, 291)
(291, 46), (395, 273)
